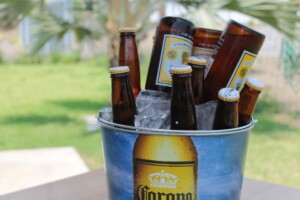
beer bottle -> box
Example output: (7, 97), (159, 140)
(170, 65), (197, 130)
(133, 134), (198, 200)
(213, 88), (239, 130)
(188, 56), (207, 105)
(118, 27), (141, 98)
(133, 65), (198, 200)
(110, 66), (136, 126)
(204, 20), (265, 102)
(192, 27), (221, 62)
(239, 77), (264, 126)
(145, 17), (195, 93)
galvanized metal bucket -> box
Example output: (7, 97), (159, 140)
(98, 116), (254, 200)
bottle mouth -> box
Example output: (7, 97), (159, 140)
(188, 56), (207, 66)
(161, 16), (195, 25)
(170, 65), (192, 75)
(160, 16), (195, 30)
(228, 19), (265, 38)
(109, 66), (130, 74)
(119, 27), (137, 33)
(245, 77), (265, 91)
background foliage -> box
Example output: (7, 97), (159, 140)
(0, 0), (299, 74)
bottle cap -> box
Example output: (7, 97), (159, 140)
(187, 56), (207, 67)
(119, 27), (137, 33)
(109, 66), (129, 74)
(170, 65), (192, 74)
(245, 77), (264, 91)
(218, 88), (240, 102)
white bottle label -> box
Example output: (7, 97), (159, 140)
(156, 35), (193, 87)
(227, 50), (257, 91)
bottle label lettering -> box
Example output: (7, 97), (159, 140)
(227, 50), (257, 91)
(134, 159), (197, 200)
(156, 35), (193, 87)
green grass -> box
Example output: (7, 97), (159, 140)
(0, 61), (111, 169)
(245, 104), (300, 188)
(0, 60), (300, 188)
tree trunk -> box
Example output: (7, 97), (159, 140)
(108, 35), (119, 67)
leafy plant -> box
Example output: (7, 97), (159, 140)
(0, 0), (299, 70)
(180, 0), (300, 82)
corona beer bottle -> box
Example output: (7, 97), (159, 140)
(204, 20), (265, 102)
(133, 65), (198, 200)
(239, 77), (264, 126)
(188, 56), (207, 105)
(118, 27), (141, 98)
(213, 88), (239, 130)
(170, 65), (197, 130)
(145, 16), (195, 93)
(110, 66), (136, 126)
(133, 134), (198, 200)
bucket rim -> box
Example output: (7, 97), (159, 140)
(97, 116), (255, 136)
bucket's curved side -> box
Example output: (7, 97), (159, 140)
(194, 129), (250, 200)
(100, 124), (252, 200)
(101, 127), (138, 200)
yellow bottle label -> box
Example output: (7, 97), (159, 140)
(156, 35), (193, 87)
(227, 50), (257, 91)
(192, 47), (213, 60)
(134, 159), (197, 200)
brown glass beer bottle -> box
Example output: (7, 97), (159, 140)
(146, 17), (195, 93)
(133, 65), (198, 199)
(239, 77), (264, 126)
(213, 88), (239, 130)
(192, 27), (221, 62)
(170, 65), (197, 130)
(204, 20), (265, 102)
(188, 56), (207, 105)
(118, 27), (141, 98)
(110, 66), (137, 126)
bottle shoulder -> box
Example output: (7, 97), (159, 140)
(133, 134), (197, 161)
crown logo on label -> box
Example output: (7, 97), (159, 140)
(148, 170), (178, 188)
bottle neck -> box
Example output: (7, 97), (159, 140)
(171, 73), (197, 130)
(119, 34), (137, 49)
(172, 74), (193, 99)
(238, 84), (261, 126)
(111, 72), (136, 126)
(118, 33), (141, 98)
(191, 65), (205, 79)
(213, 100), (238, 130)
(111, 73), (132, 103)
(172, 73), (192, 84)
(191, 66), (205, 105)
(120, 32), (136, 37)
(119, 33), (137, 53)
(110, 72), (130, 78)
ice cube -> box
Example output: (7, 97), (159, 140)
(84, 115), (100, 132)
(136, 89), (170, 113)
(196, 101), (218, 130)
(135, 90), (171, 129)
(98, 107), (112, 122)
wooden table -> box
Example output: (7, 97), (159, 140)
(1, 169), (300, 200)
